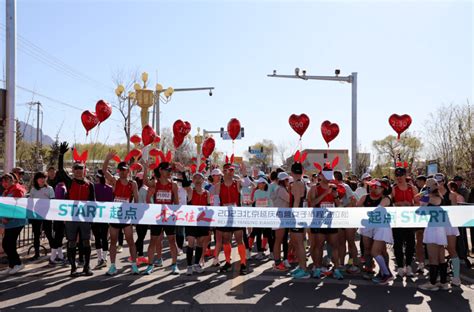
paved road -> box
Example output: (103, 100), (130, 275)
(1, 245), (473, 312)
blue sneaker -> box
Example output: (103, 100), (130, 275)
(154, 258), (163, 267)
(333, 269), (344, 280)
(106, 264), (117, 276)
(312, 268), (322, 278)
(171, 264), (180, 275)
(142, 265), (154, 275)
(292, 268), (310, 279)
(131, 263), (140, 275)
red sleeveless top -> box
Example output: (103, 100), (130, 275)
(393, 185), (414, 205)
(219, 181), (240, 206)
(114, 180), (133, 203)
(155, 180), (174, 204)
(316, 185), (336, 208)
(191, 189), (208, 206)
(69, 180), (91, 201)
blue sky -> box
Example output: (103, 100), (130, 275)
(0, 0), (472, 163)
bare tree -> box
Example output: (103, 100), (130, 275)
(276, 140), (292, 166)
(372, 132), (423, 172)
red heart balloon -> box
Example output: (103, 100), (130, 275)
(227, 118), (241, 140)
(173, 120), (192, 139)
(321, 120), (340, 146)
(173, 136), (184, 149)
(95, 99), (112, 123)
(130, 134), (141, 145)
(142, 125), (157, 146)
(81, 110), (99, 135)
(289, 114), (310, 138)
(389, 114), (412, 139)
(202, 137), (216, 158)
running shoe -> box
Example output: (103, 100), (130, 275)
(137, 257), (148, 266)
(171, 264), (180, 275)
(154, 258), (163, 267)
(8, 264), (24, 275)
(418, 282), (439, 291)
(268, 252), (274, 260)
(416, 262), (425, 273)
(437, 282), (451, 290)
(131, 263), (140, 275)
(347, 265), (361, 274)
(255, 252), (265, 260)
(177, 248), (183, 256)
(405, 266), (414, 277)
(94, 259), (107, 270)
(220, 262), (232, 273)
(193, 264), (204, 274)
(321, 267), (333, 277)
(292, 268), (310, 279)
(396, 267), (405, 277)
(70, 269), (81, 277)
(83, 266), (94, 276)
(142, 265), (154, 275)
(106, 264), (118, 276)
(372, 274), (393, 285)
(0, 267), (11, 275)
(212, 258), (220, 267)
(117, 246), (123, 253)
(186, 266), (193, 276)
(312, 268), (322, 278)
(283, 259), (291, 268)
(451, 277), (461, 287)
(333, 269), (344, 280)
(240, 264), (248, 275)
(273, 262), (288, 272)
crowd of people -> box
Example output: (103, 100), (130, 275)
(1, 141), (473, 293)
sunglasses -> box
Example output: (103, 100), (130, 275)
(161, 167), (172, 172)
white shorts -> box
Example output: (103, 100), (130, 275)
(423, 227), (448, 246)
(445, 226), (459, 237)
(373, 227), (393, 245)
(359, 227), (374, 238)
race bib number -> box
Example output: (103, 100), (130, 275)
(114, 197), (129, 203)
(156, 191), (172, 202)
(256, 198), (269, 207)
(320, 202), (335, 209)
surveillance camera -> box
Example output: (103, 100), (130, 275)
(273, 70), (277, 75)
(209, 90), (213, 96)
(335, 69), (341, 76)
(295, 67), (300, 76)
(302, 69), (306, 76)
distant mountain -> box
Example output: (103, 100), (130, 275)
(18, 121), (55, 146)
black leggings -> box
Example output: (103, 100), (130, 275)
(3, 226), (24, 268)
(30, 219), (56, 256)
(118, 229), (124, 246)
(393, 228), (415, 267)
(250, 228), (275, 252)
(50, 221), (65, 249)
(91, 223), (109, 251)
(135, 225), (148, 257)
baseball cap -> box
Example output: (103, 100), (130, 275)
(361, 173), (372, 180)
(394, 167), (407, 177)
(117, 161), (129, 171)
(453, 175), (464, 182)
(425, 178), (438, 191)
(158, 162), (172, 171)
(211, 169), (223, 176)
(434, 173), (445, 183)
(255, 177), (268, 184)
(257, 171), (266, 178)
(277, 172), (289, 181)
(73, 162), (85, 169)
(13, 167), (25, 174)
(368, 178), (389, 190)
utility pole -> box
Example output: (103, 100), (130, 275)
(29, 101), (42, 170)
(4, 0), (16, 172)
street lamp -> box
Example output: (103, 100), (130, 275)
(115, 84), (136, 153)
(194, 127), (203, 166)
(267, 68), (358, 174)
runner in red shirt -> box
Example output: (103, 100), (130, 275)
(142, 161), (180, 275)
(103, 151), (140, 276)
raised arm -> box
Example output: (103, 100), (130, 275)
(142, 160), (156, 189)
(58, 142), (72, 187)
(102, 151), (117, 186)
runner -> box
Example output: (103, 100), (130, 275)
(289, 160), (310, 279)
(102, 152), (140, 275)
(271, 172), (291, 272)
(435, 173), (461, 286)
(57, 142), (95, 277)
(92, 170), (113, 270)
(214, 159), (250, 275)
(28, 172), (56, 264)
(142, 161), (180, 275)
(418, 178), (450, 291)
(184, 171), (210, 275)
(134, 172), (151, 265)
(0, 173), (27, 275)
(249, 177), (273, 260)
(307, 165), (343, 280)
(392, 167), (419, 278)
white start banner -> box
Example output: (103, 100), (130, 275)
(0, 197), (473, 229)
